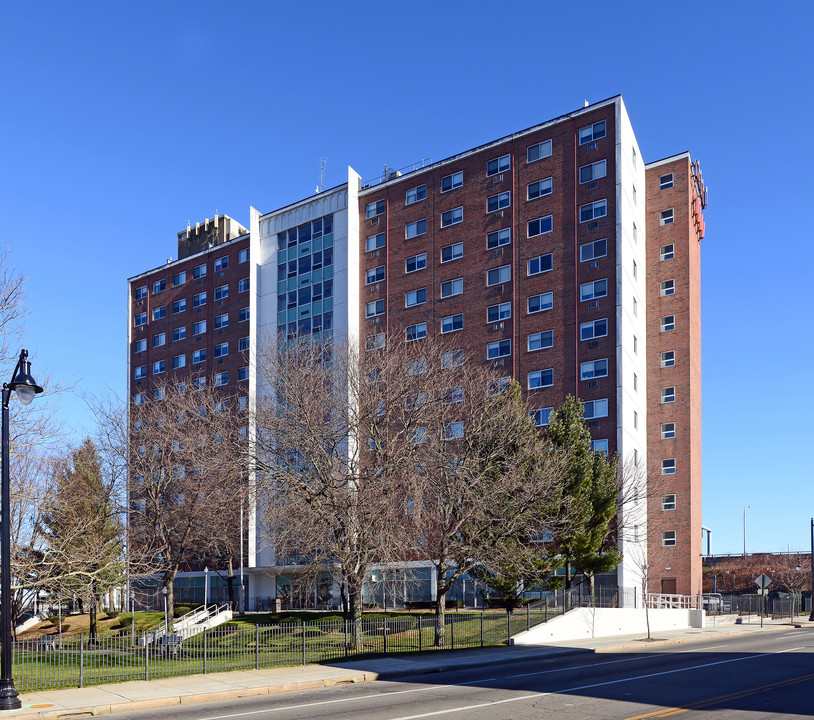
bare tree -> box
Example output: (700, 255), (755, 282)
(252, 334), (436, 642)
(92, 383), (244, 630)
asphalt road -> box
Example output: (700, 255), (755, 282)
(111, 628), (814, 719)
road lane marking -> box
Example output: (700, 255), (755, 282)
(379, 647), (806, 720)
(624, 669), (814, 719)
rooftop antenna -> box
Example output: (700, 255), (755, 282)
(316, 157), (327, 194)
(584, 99), (589, 107)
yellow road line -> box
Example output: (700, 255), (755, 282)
(625, 671), (814, 719)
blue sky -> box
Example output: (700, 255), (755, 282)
(1, 1), (811, 555)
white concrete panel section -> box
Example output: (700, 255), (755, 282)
(614, 98), (649, 604)
(248, 207), (262, 568)
(512, 607), (698, 644)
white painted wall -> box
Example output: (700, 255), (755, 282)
(614, 98), (649, 604)
(512, 607), (700, 644)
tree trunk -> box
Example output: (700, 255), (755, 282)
(226, 557), (235, 609)
(346, 581), (363, 651)
(164, 569), (177, 632)
(565, 561), (573, 590)
(89, 600), (97, 643)
(434, 566), (447, 646)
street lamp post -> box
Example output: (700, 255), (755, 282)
(809, 518), (814, 622)
(204, 566), (209, 607)
(743, 505), (751, 557)
(1, 349), (44, 710)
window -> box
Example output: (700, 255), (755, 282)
(239, 307), (249, 322)
(527, 140), (552, 163)
(661, 531), (676, 546)
(172, 354), (185, 369)
(661, 423), (676, 439)
(238, 248), (249, 263)
(366, 233), (386, 251)
(213, 342), (228, 358)
(580, 318), (607, 340)
(660, 244), (675, 261)
(192, 292), (206, 308)
(445, 385), (464, 404)
(444, 422), (464, 440)
(153, 332), (166, 348)
(487, 302), (511, 323)
(583, 399), (608, 419)
(238, 278), (250, 293)
(528, 253), (553, 275)
(488, 376), (511, 395)
(660, 209), (674, 225)
(633, 335), (638, 354)
(214, 256), (228, 272)
(366, 199), (386, 218)
(528, 215), (553, 237)
(153, 387), (164, 401)
(580, 199), (607, 223)
(153, 279), (165, 294)
(528, 330), (554, 351)
(405, 288), (427, 307)
(661, 280), (675, 296)
(659, 173), (674, 190)
(660, 351), (675, 367)
(366, 300), (385, 317)
(578, 120), (606, 144)
(634, 411), (638, 429)
(173, 326), (186, 342)
(487, 191), (511, 212)
(441, 171), (463, 192)
(214, 284), (228, 301)
(366, 266), (385, 285)
(441, 349), (465, 368)
(214, 371), (228, 387)
(134, 365), (146, 380)
(487, 228), (511, 249)
(531, 407), (553, 427)
(406, 322), (427, 341)
(441, 207), (463, 227)
(441, 278), (463, 297)
(633, 298), (638, 316)
(151, 306), (165, 321)
(406, 253), (427, 273)
(527, 178), (553, 200)
(660, 315), (675, 332)
(633, 222), (638, 243)
(580, 358), (608, 380)
(152, 360), (166, 375)
(579, 159), (607, 184)
(134, 285), (147, 300)
(406, 185), (426, 205)
(441, 314), (463, 333)
(134, 338), (146, 353)
(238, 366), (249, 381)
(172, 299), (186, 314)
(407, 357), (427, 375)
(661, 494), (676, 512)
(661, 387), (676, 404)
(192, 320), (206, 335)
(406, 219), (427, 238)
(193, 264), (207, 279)
(591, 439), (609, 455)
(633, 260), (638, 279)
(193, 377), (206, 388)
(214, 313), (228, 329)
(528, 369), (553, 389)
(487, 265), (511, 286)
(580, 279), (607, 301)
(366, 333), (386, 351)
(528, 292), (553, 314)
(580, 238), (607, 262)
(487, 154), (510, 176)
(133, 392), (144, 405)
(192, 349), (206, 364)
(441, 243), (463, 263)
(487, 339), (511, 359)
(661, 458), (676, 475)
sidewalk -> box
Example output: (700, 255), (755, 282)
(6, 616), (811, 720)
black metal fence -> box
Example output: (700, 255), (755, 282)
(12, 610), (554, 693)
(704, 593), (811, 619)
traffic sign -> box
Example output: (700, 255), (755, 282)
(755, 573), (772, 589)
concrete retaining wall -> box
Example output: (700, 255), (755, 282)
(512, 607), (703, 644)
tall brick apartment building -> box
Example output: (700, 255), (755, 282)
(128, 95), (706, 606)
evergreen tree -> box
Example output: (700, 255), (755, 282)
(546, 396), (620, 593)
(41, 438), (123, 641)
